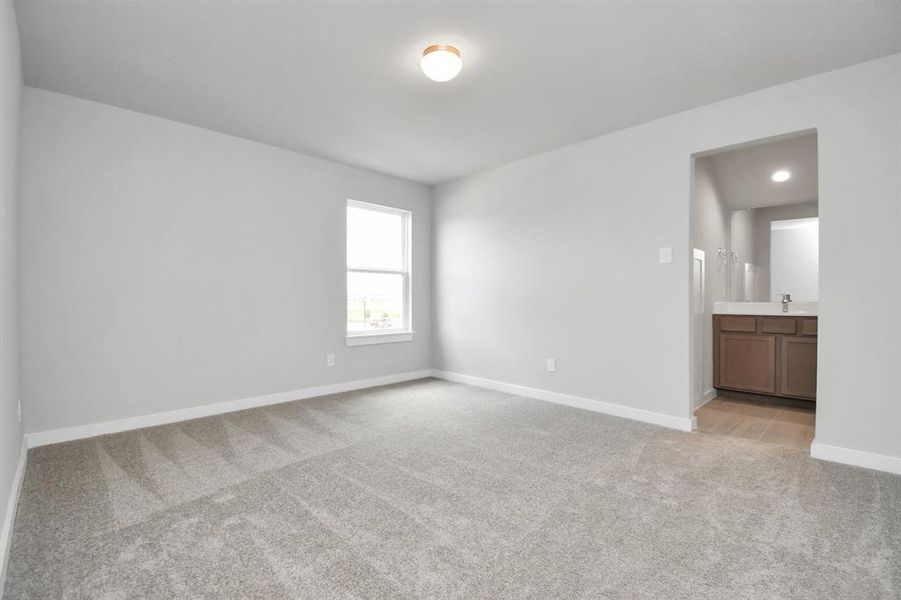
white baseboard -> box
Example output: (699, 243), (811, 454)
(693, 389), (717, 410)
(25, 370), (433, 448)
(431, 370), (693, 432)
(0, 438), (27, 593)
(810, 439), (901, 476)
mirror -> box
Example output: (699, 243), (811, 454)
(728, 202), (818, 302)
(693, 130), (819, 305)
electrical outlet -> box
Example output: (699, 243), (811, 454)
(326, 353), (335, 367)
(546, 358), (557, 373)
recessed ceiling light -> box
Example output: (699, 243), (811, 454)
(771, 170), (791, 183)
(420, 44), (462, 82)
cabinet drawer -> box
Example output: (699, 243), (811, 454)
(719, 316), (757, 333)
(800, 319), (818, 336)
(761, 318), (796, 334)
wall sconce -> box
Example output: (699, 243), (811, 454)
(717, 248), (728, 267)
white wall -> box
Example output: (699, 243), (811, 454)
(432, 121), (693, 422)
(433, 53), (901, 463)
(728, 208), (757, 301)
(691, 158), (730, 405)
(20, 88), (432, 434)
(0, 0), (24, 586)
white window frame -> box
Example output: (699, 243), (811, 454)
(346, 199), (413, 346)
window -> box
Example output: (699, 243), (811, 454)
(346, 200), (412, 345)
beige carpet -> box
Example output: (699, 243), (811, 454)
(4, 378), (900, 598)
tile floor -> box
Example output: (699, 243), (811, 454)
(694, 396), (815, 450)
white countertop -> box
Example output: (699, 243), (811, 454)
(713, 301), (818, 316)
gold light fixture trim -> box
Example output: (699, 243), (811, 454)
(422, 44), (461, 59)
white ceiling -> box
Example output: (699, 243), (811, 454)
(708, 133), (818, 210)
(14, 1), (901, 185)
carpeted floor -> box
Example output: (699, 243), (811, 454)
(4, 378), (900, 599)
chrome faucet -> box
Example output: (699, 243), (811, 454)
(781, 293), (792, 313)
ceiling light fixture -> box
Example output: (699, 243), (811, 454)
(771, 170), (791, 183)
(420, 44), (462, 82)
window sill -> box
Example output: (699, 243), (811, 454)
(346, 331), (414, 347)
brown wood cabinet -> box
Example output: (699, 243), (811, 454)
(714, 315), (817, 401)
(780, 336), (817, 398)
(718, 333), (777, 394)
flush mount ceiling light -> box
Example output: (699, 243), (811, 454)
(420, 44), (462, 82)
(771, 169), (791, 183)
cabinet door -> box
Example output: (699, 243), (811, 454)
(719, 333), (776, 394)
(780, 337), (817, 399)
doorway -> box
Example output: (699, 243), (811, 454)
(689, 130), (818, 451)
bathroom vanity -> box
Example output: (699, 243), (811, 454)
(713, 304), (817, 401)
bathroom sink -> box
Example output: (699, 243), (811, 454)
(713, 301), (818, 316)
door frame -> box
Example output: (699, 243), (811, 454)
(690, 248), (708, 417)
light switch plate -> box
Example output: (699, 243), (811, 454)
(659, 247), (673, 264)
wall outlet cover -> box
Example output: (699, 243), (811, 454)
(546, 358), (557, 373)
(326, 353), (335, 367)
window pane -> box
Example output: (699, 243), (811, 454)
(347, 205), (404, 270)
(347, 271), (405, 332)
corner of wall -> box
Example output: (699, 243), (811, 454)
(0, 440), (26, 592)
(0, 0), (25, 589)
(427, 182), (441, 372)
